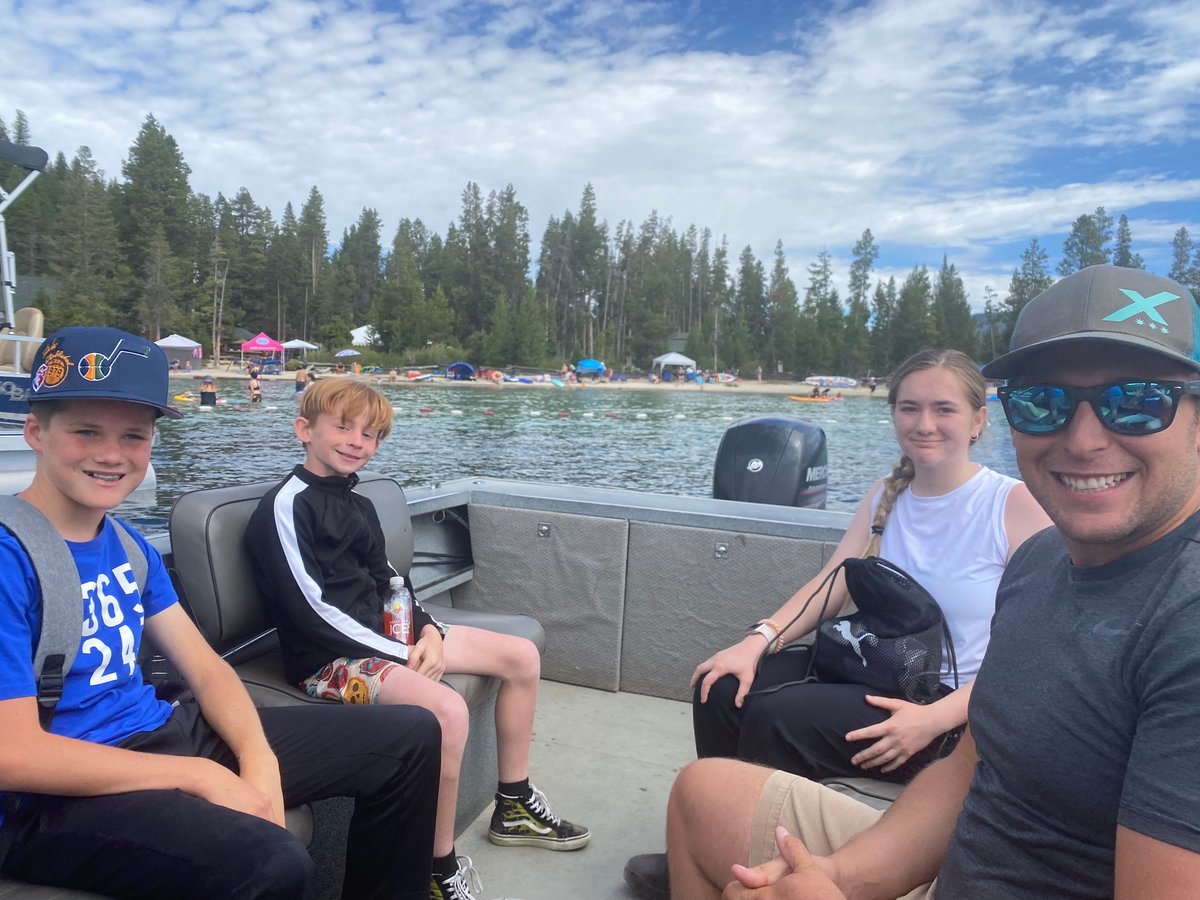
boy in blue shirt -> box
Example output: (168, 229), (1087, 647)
(0, 326), (440, 900)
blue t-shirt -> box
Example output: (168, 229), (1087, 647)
(0, 517), (176, 746)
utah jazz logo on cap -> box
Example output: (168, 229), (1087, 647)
(1101, 288), (1181, 334)
(78, 339), (150, 382)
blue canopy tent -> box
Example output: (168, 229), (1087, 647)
(576, 358), (605, 376)
(447, 361), (475, 381)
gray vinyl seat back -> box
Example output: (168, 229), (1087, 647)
(169, 470), (412, 652)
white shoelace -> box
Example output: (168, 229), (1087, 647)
(442, 855), (483, 900)
(523, 783), (561, 826)
(445, 855), (525, 900)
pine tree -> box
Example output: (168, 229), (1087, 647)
(1058, 207), (1112, 275)
(843, 229), (877, 376)
(1112, 214), (1144, 269)
(891, 267), (935, 362)
(1003, 239), (1054, 346)
(119, 115), (193, 273)
(297, 187), (328, 341)
(870, 278), (897, 373)
(765, 241), (800, 376)
(138, 225), (181, 340)
(932, 256), (976, 358)
(48, 147), (124, 328)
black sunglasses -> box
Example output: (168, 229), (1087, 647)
(997, 380), (1200, 436)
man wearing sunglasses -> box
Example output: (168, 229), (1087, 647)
(667, 264), (1200, 899)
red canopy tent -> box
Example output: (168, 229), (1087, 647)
(239, 332), (285, 372)
(240, 332), (284, 353)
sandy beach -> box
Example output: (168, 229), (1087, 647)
(173, 366), (887, 399)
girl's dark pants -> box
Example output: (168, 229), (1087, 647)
(0, 701), (440, 900)
(693, 645), (957, 783)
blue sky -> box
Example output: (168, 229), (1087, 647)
(3, 0), (1198, 309)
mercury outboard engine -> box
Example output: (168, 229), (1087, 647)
(713, 415), (827, 509)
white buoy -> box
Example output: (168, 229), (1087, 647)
(635, 412), (648, 420)
(451, 409), (463, 416)
(583, 412), (594, 418)
(529, 410), (542, 417)
(674, 413), (686, 419)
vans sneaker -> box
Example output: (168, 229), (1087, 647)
(488, 784), (590, 850)
(430, 855), (482, 900)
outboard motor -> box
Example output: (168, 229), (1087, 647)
(713, 415), (827, 509)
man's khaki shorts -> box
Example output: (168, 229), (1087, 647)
(750, 770), (936, 900)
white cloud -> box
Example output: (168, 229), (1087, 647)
(2, 0), (1197, 312)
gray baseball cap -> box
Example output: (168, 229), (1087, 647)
(983, 265), (1200, 380)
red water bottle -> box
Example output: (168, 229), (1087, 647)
(382, 576), (414, 646)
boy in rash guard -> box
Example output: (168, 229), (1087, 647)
(0, 327), (440, 900)
(247, 378), (589, 900)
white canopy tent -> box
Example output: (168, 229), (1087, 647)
(282, 338), (319, 360)
(155, 333), (203, 368)
(652, 351), (697, 371)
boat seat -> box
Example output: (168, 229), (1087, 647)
(167, 470), (545, 836)
(820, 776), (905, 811)
(0, 307), (44, 373)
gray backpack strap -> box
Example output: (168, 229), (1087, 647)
(109, 515), (148, 593)
(0, 496), (82, 730)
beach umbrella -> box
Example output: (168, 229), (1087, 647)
(576, 358), (605, 375)
(334, 348), (362, 357)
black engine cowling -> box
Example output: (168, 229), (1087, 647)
(713, 415), (827, 509)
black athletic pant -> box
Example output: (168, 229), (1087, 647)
(0, 700), (440, 900)
(693, 645), (957, 783)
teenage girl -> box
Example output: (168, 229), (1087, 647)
(690, 348), (1051, 781)
(624, 348), (1052, 898)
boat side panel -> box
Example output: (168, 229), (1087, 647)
(621, 521), (830, 702)
(452, 504), (629, 691)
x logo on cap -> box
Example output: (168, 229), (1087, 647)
(1102, 289), (1181, 326)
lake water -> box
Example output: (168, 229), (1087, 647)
(123, 378), (1021, 533)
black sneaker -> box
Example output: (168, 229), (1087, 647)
(430, 855), (482, 900)
(623, 852), (669, 900)
(488, 784), (590, 850)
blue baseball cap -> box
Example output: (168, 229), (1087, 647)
(29, 326), (182, 419)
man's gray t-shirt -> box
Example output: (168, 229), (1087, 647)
(938, 513), (1200, 897)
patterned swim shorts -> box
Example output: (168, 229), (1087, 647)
(302, 656), (404, 705)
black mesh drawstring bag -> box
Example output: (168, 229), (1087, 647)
(809, 556), (957, 704)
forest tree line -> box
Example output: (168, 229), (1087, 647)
(4, 110), (1200, 377)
